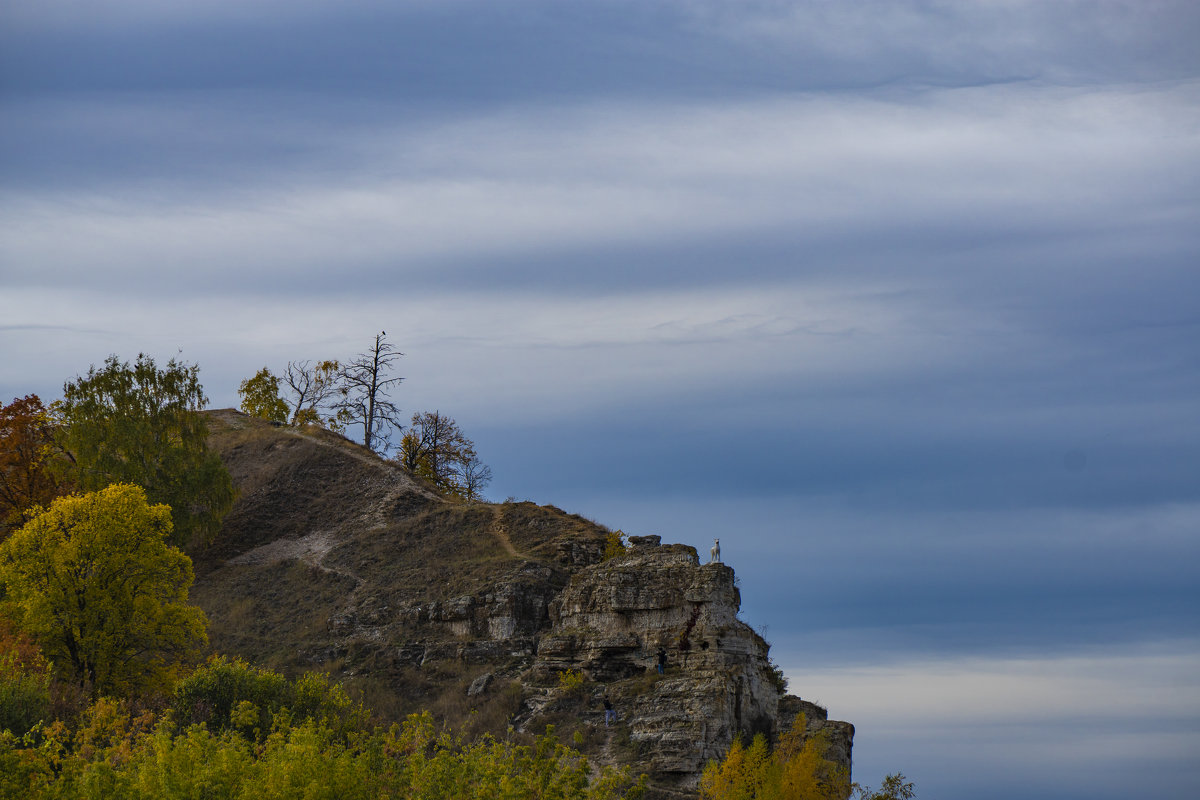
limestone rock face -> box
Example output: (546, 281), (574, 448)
(529, 537), (853, 789)
(779, 696), (856, 774)
(199, 412), (853, 796)
(429, 561), (565, 640)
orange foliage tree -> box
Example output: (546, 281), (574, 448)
(0, 394), (70, 537)
(699, 714), (851, 800)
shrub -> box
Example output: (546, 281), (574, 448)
(556, 669), (587, 699)
(0, 647), (51, 737)
(767, 659), (788, 694)
(603, 531), (628, 561)
(173, 655), (289, 732)
(854, 773), (916, 800)
(172, 656), (362, 741)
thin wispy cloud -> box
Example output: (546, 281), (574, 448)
(2, 2), (1197, 797)
(789, 644), (1200, 799)
(5, 82), (1196, 299)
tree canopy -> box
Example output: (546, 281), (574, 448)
(699, 715), (851, 800)
(398, 411), (491, 500)
(238, 367), (289, 424)
(282, 359), (343, 427)
(854, 774), (915, 800)
(56, 353), (235, 548)
(0, 394), (71, 537)
(0, 484), (207, 697)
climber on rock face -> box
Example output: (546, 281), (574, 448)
(710, 538), (721, 564)
(657, 647), (667, 675)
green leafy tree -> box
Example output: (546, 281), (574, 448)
(0, 484), (208, 697)
(0, 394), (72, 538)
(238, 367), (289, 424)
(0, 706), (647, 800)
(56, 353), (235, 548)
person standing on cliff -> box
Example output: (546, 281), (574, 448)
(656, 647), (667, 675)
(603, 695), (615, 726)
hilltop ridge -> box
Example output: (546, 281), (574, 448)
(194, 409), (853, 796)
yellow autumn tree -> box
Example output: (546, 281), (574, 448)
(603, 531), (628, 560)
(238, 367), (289, 424)
(0, 484), (207, 697)
(699, 714), (851, 800)
(397, 411), (492, 500)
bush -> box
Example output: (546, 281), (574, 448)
(767, 659), (788, 694)
(0, 706), (648, 800)
(173, 655), (289, 733)
(854, 773), (916, 800)
(172, 656), (361, 741)
(556, 669), (586, 699)
(603, 531), (628, 560)
(0, 647), (51, 736)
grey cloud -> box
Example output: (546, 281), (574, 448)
(693, 0), (1200, 85)
(2, 4), (1197, 797)
(5, 1), (1197, 102)
(4, 82), (1196, 308)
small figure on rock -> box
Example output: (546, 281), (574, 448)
(603, 694), (615, 727)
(656, 647), (667, 675)
(710, 538), (721, 563)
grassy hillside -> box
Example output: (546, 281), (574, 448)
(194, 410), (611, 730)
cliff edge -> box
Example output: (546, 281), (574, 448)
(194, 410), (853, 796)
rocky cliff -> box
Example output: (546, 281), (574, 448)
(195, 410), (853, 796)
(532, 534), (852, 790)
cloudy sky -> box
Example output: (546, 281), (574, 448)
(2, 1), (1198, 796)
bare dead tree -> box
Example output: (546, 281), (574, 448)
(459, 451), (493, 501)
(282, 359), (341, 426)
(338, 333), (403, 453)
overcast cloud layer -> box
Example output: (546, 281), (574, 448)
(2, 2), (1198, 798)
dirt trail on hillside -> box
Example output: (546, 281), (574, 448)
(489, 507), (522, 559)
(288, 426), (386, 470)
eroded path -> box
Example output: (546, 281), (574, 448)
(490, 506), (522, 559)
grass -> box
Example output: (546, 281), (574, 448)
(193, 409), (612, 728)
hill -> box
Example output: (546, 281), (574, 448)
(194, 409), (853, 797)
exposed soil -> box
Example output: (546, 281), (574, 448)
(192, 409), (611, 711)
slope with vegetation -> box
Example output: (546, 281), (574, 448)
(188, 411), (861, 796)
(195, 409), (610, 727)
(1, 349), (909, 799)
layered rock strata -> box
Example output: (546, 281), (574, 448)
(200, 411), (853, 795)
(531, 535), (853, 788)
